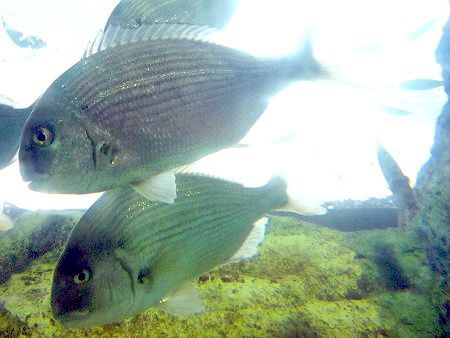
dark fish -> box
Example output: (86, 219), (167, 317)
(19, 24), (323, 202)
(2, 20), (47, 49)
(51, 174), (307, 327)
(274, 207), (399, 231)
(104, 0), (238, 30)
(399, 79), (444, 91)
(0, 102), (32, 169)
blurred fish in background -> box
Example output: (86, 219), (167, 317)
(2, 19), (46, 49)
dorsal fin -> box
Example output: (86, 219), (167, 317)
(84, 24), (218, 58)
(83, 29), (104, 58)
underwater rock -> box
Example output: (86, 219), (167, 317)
(0, 216), (444, 336)
(0, 210), (83, 284)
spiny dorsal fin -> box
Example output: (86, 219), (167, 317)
(85, 23), (218, 58)
(83, 29), (104, 58)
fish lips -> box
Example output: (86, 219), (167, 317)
(51, 288), (92, 327)
(19, 147), (50, 185)
(54, 309), (91, 328)
(18, 146), (66, 192)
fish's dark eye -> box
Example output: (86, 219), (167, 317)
(74, 269), (91, 285)
(33, 127), (54, 146)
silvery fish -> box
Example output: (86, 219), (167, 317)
(105, 0), (238, 30)
(19, 24), (323, 203)
(2, 0), (236, 171)
(0, 102), (32, 170)
(51, 173), (309, 327)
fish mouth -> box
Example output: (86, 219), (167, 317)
(20, 169), (50, 185)
(56, 309), (91, 327)
(27, 179), (56, 193)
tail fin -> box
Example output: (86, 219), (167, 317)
(261, 175), (327, 216)
(288, 37), (328, 81)
(0, 103), (31, 169)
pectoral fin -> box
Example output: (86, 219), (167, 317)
(159, 283), (204, 316)
(131, 171), (177, 204)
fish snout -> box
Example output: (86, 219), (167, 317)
(51, 290), (90, 323)
(19, 147), (50, 182)
(51, 294), (66, 318)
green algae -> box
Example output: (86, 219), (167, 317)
(0, 215), (443, 337)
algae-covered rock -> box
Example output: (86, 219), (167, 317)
(0, 216), (442, 337)
(0, 210), (83, 284)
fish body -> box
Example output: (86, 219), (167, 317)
(105, 0), (238, 29)
(51, 174), (290, 327)
(0, 103), (32, 169)
(19, 24), (322, 196)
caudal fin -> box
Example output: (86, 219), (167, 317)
(261, 175), (327, 216)
(294, 38), (329, 80)
(0, 103), (31, 170)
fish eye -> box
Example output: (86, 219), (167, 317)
(73, 269), (91, 285)
(33, 127), (54, 146)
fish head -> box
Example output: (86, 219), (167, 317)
(51, 243), (135, 328)
(19, 85), (96, 193)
